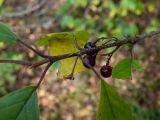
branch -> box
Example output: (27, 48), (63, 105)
(138, 30), (160, 40)
(0, 60), (32, 66)
(36, 62), (53, 88)
(48, 30), (160, 62)
(0, 59), (50, 68)
(17, 39), (49, 58)
(0, 30), (159, 88)
(0, 0), (47, 20)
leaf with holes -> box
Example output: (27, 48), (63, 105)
(0, 86), (39, 120)
(0, 22), (18, 43)
(37, 31), (91, 79)
(96, 80), (136, 120)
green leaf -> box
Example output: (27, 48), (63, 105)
(112, 58), (144, 79)
(120, 0), (136, 11)
(132, 60), (144, 72)
(128, 23), (138, 36)
(0, 22), (18, 43)
(120, 0), (144, 15)
(112, 59), (132, 79)
(96, 80), (136, 120)
(55, 0), (74, 16)
(0, 86), (39, 120)
(37, 31), (91, 79)
(74, 0), (87, 7)
(61, 15), (75, 29)
(50, 61), (61, 71)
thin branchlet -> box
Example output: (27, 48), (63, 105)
(0, 30), (159, 88)
(36, 62), (53, 88)
(17, 39), (49, 58)
(0, 60), (32, 66)
(51, 30), (160, 62)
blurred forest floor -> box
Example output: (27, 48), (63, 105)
(0, 0), (160, 120)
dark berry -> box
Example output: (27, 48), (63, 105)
(100, 65), (112, 78)
(84, 42), (96, 49)
(84, 42), (97, 56)
(82, 55), (96, 68)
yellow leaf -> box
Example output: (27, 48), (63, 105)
(121, 9), (128, 16)
(48, 31), (91, 79)
(111, 28), (121, 34)
(147, 3), (154, 13)
(91, 5), (97, 12)
(109, 9), (117, 18)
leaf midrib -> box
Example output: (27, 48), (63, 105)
(102, 81), (117, 120)
(15, 88), (36, 120)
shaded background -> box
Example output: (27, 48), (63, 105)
(0, 0), (160, 120)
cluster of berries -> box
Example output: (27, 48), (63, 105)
(82, 42), (112, 78)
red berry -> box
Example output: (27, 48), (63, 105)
(100, 65), (112, 78)
(83, 55), (96, 68)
